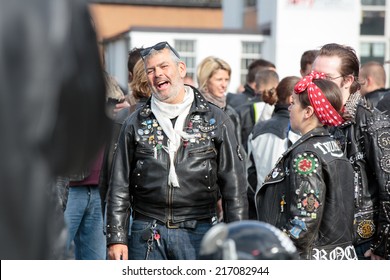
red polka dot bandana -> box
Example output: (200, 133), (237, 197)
(294, 71), (344, 127)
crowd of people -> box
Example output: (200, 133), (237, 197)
(2, 0), (390, 261)
(91, 41), (390, 261)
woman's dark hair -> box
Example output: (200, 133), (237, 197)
(298, 79), (343, 115)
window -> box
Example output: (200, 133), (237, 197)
(174, 39), (196, 80)
(360, 0), (386, 35)
(360, 42), (386, 64)
(245, 0), (257, 7)
(361, 0), (386, 5)
(240, 41), (262, 85)
(360, 11), (385, 35)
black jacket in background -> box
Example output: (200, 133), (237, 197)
(376, 90), (390, 118)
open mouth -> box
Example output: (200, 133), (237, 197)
(156, 80), (169, 90)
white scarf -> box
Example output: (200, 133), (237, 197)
(151, 86), (194, 187)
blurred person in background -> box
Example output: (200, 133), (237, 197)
(300, 49), (319, 77)
(235, 69), (280, 152)
(359, 61), (389, 108)
(247, 76), (300, 219)
(226, 58), (276, 109)
(0, 0), (110, 259)
(61, 73), (126, 260)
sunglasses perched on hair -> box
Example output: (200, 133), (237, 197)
(140, 41), (180, 59)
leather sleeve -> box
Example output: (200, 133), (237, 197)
(99, 109), (131, 217)
(285, 153), (325, 252)
(217, 117), (249, 222)
(105, 118), (135, 245)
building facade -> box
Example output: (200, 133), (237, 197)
(95, 0), (390, 91)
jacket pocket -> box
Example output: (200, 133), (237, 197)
(130, 159), (146, 189)
(135, 147), (154, 157)
(188, 147), (217, 191)
(188, 147), (217, 159)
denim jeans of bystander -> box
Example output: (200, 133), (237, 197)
(64, 185), (106, 260)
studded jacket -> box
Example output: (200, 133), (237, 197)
(256, 127), (356, 260)
(105, 86), (248, 245)
(330, 92), (390, 259)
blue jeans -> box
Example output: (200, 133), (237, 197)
(128, 220), (212, 260)
(64, 185), (106, 260)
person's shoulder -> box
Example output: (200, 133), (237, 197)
(377, 90), (390, 109)
(225, 104), (239, 117)
(226, 93), (249, 108)
(356, 100), (389, 123)
(234, 101), (253, 114)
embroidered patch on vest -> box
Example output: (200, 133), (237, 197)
(380, 154), (390, 173)
(293, 153), (319, 176)
(357, 220), (375, 239)
(378, 132), (390, 150)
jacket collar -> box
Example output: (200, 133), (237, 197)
(273, 104), (290, 116)
(284, 127), (329, 156)
(243, 84), (256, 99)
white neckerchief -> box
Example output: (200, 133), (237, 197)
(151, 86), (194, 187)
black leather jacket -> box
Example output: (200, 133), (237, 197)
(256, 127), (356, 260)
(330, 93), (390, 259)
(106, 87), (248, 245)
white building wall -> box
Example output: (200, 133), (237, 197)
(259, 0), (361, 78)
(105, 37), (129, 90)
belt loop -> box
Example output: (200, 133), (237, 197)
(166, 220), (180, 229)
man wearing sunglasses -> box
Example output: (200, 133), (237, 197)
(105, 41), (248, 260)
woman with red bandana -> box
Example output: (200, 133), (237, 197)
(255, 71), (357, 260)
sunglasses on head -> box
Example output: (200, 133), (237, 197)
(140, 41), (180, 59)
